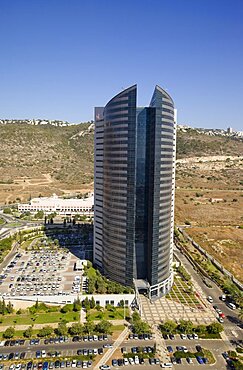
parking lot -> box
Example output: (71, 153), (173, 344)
(0, 333), (230, 370)
(0, 248), (84, 298)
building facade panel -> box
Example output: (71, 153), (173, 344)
(94, 85), (176, 298)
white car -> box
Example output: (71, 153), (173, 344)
(160, 364), (172, 368)
(123, 359), (129, 366)
(134, 356), (139, 365)
(100, 366), (110, 370)
(180, 334), (187, 340)
(72, 360), (77, 368)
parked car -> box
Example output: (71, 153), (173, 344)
(123, 359), (129, 366)
(196, 356), (204, 364)
(100, 366), (110, 370)
(196, 345), (202, 352)
(160, 363), (172, 368)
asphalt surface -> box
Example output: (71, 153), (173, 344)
(174, 245), (243, 343)
(0, 337), (231, 369)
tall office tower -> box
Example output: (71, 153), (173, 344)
(94, 85), (176, 298)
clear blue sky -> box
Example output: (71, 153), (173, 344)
(0, 0), (243, 130)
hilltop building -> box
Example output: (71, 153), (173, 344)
(94, 85), (176, 299)
(18, 194), (94, 216)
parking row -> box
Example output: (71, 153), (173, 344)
(2, 334), (109, 347)
(162, 333), (199, 340)
(128, 334), (153, 341)
(0, 359), (93, 370)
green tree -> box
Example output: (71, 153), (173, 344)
(133, 321), (150, 335)
(23, 326), (33, 338)
(68, 323), (83, 336)
(38, 326), (53, 337)
(132, 311), (141, 323)
(177, 320), (194, 334)
(159, 320), (177, 334)
(7, 301), (13, 314)
(239, 309), (243, 321)
(96, 278), (106, 294)
(83, 321), (95, 334)
(90, 297), (96, 309)
(73, 298), (82, 312)
(60, 304), (71, 314)
(82, 297), (90, 310)
(3, 327), (15, 338)
(34, 210), (44, 219)
(207, 322), (223, 334)
(87, 278), (96, 294)
(195, 324), (207, 335)
(95, 320), (113, 334)
(3, 208), (12, 214)
(55, 322), (68, 336)
(2, 299), (6, 315)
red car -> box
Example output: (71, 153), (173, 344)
(219, 312), (225, 318)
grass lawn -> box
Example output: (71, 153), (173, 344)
(0, 218), (5, 225)
(87, 308), (129, 321)
(0, 311), (79, 327)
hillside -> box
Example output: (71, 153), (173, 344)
(0, 122), (242, 204)
(0, 123), (94, 203)
(0, 122), (243, 281)
(176, 129), (243, 158)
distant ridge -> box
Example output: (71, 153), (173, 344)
(0, 119), (93, 127)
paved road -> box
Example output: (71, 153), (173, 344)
(174, 246), (243, 343)
(0, 339), (155, 355)
(163, 337), (229, 369)
(0, 337), (231, 369)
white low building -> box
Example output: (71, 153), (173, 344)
(18, 194), (94, 216)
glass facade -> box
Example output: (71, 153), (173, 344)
(94, 85), (176, 298)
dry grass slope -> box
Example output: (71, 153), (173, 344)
(0, 122), (243, 281)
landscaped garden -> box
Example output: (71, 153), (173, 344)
(84, 262), (134, 294)
(0, 300), (80, 327)
(166, 275), (201, 307)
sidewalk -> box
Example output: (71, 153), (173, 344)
(94, 327), (129, 370)
(0, 321), (77, 332)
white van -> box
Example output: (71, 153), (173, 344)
(227, 302), (236, 310)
